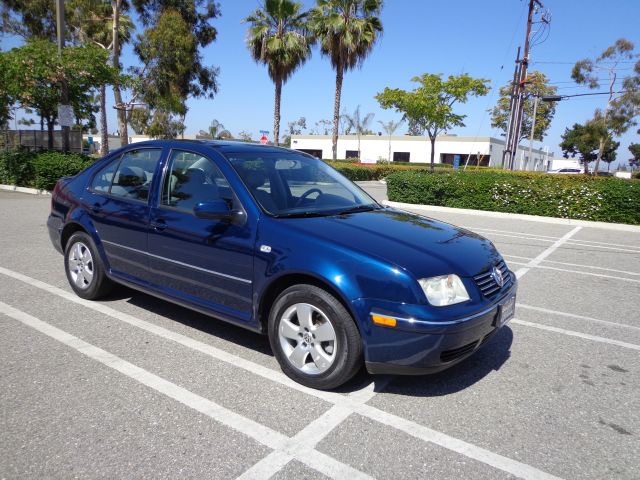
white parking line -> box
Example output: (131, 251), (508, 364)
(508, 260), (640, 284)
(238, 382), (387, 480)
(515, 227), (582, 279)
(561, 241), (640, 254)
(517, 304), (640, 332)
(511, 319), (640, 351)
(0, 266), (563, 480)
(0, 300), (371, 480)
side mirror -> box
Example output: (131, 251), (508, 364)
(193, 200), (233, 221)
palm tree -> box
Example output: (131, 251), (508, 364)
(344, 105), (374, 159)
(244, 0), (313, 146)
(378, 119), (403, 162)
(309, 0), (383, 160)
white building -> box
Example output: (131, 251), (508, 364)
(291, 134), (551, 171)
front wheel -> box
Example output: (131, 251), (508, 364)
(64, 232), (114, 300)
(268, 284), (362, 390)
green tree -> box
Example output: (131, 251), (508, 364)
(1, 40), (115, 148)
(376, 73), (490, 171)
(490, 71), (558, 143)
(378, 118), (403, 162)
(244, 0), (312, 146)
(573, 38), (640, 173)
(560, 121), (618, 173)
(282, 116), (307, 147)
(208, 119), (231, 139)
(629, 143), (640, 170)
(309, 0), (383, 160)
(343, 105), (374, 159)
(132, 0), (221, 138)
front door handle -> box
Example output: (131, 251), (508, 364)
(91, 202), (102, 213)
(150, 219), (167, 231)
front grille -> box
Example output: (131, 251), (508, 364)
(440, 340), (479, 363)
(473, 260), (512, 298)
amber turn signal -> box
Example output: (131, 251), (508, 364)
(371, 315), (397, 327)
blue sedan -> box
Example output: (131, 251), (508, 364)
(47, 140), (517, 389)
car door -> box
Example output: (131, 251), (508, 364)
(147, 148), (256, 324)
(85, 147), (164, 285)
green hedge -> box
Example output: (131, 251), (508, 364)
(386, 170), (640, 225)
(328, 161), (452, 181)
(0, 149), (94, 191)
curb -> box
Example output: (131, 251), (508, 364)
(0, 184), (51, 196)
(383, 200), (640, 233)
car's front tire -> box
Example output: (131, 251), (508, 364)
(268, 284), (362, 390)
(64, 231), (113, 300)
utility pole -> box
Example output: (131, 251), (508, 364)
(56, 0), (71, 152)
(503, 0), (547, 170)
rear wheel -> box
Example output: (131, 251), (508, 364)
(268, 284), (362, 390)
(64, 232), (114, 300)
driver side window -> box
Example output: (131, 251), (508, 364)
(162, 150), (232, 213)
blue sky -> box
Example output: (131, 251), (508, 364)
(2, 0), (640, 164)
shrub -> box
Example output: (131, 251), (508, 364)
(327, 161), (451, 181)
(386, 170), (640, 225)
(32, 151), (94, 190)
(0, 149), (94, 191)
(0, 148), (36, 187)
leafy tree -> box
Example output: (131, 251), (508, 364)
(1, 0), (58, 39)
(282, 116), (307, 147)
(67, 0), (134, 153)
(378, 118), (403, 162)
(573, 38), (640, 173)
(311, 118), (332, 135)
(237, 130), (253, 142)
(1, 40), (115, 148)
(376, 73), (490, 171)
(629, 143), (640, 170)
(244, 0), (312, 146)
(560, 121), (618, 173)
(490, 71), (558, 143)
(132, 0), (221, 138)
(343, 106), (374, 159)
(309, 0), (383, 160)
(145, 110), (185, 139)
(128, 107), (150, 135)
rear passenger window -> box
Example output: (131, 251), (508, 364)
(91, 159), (119, 192)
(109, 149), (162, 201)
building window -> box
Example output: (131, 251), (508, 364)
(297, 149), (322, 159)
(393, 152), (410, 162)
(345, 150), (359, 159)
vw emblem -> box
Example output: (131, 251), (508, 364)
(491, 266), (504, 288)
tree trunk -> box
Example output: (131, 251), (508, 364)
(429, 136), (436, 173)
(99, 84), (109, 156)
(112, 0), (128, 147)
(273, 77), (282, 146)
(594, 137), (605, 175)
(332, 65), (344, 161)
(47, 118), (54, 149)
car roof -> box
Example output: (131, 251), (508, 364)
(126, 139), (304, 156)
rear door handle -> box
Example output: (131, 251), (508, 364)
(150, 219), (167, 231)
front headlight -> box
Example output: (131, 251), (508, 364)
(419, 274), (470, 306)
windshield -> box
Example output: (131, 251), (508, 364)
(226, 151), (379, 217)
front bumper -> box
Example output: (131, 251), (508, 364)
(353, 280), (517, 375)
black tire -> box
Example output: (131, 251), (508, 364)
(268, 284), (362, 390)
(64, 231), (114, 300)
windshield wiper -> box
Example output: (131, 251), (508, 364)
(272, 211), (334, 218)
(335, 204), (380, 215)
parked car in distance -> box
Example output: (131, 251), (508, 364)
(548, 167), (584, 174)
(48, 140), (517, 389)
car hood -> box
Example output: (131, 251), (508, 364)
(280, 208), (501, 279)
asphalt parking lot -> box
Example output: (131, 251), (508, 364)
(1, 187), (639, 480)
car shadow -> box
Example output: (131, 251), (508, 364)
(99, 285), (513, 397)
(101, 285), (273, 356)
